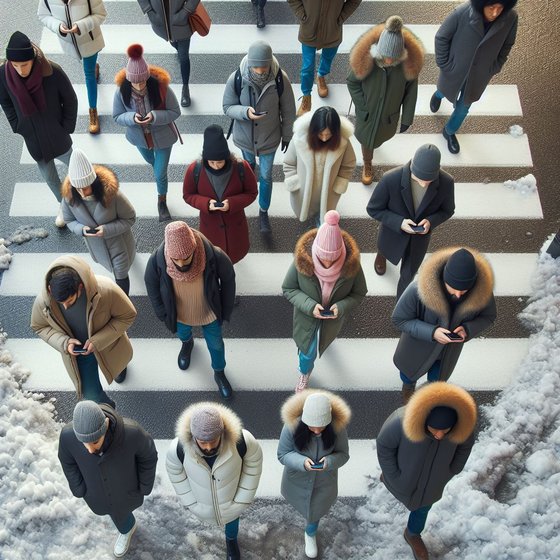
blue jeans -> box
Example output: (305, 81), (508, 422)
(241, 149), (275, 211)
(299, 329), (319, 375)
(111, 512), (136, 534)
(300, 44), (339, 96)
(83, 52), (98, 109)
(176, 320), (226, 371)
(407, 505), (432, 535)
(36, 147), (73, 202)
(400, 360), (441, 385)
(171, 38), (191, 85)
(305, 521), (319, 536)
(77, 353), (114, 405)
(435, 88), (471, 135)
(225, 518), (239, 539)
(137, 145), (172, 195)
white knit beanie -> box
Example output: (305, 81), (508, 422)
(301, 393), (332, 427)
(68, 148), (96, 189)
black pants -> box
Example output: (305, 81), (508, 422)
(115, 276), (130, 296)
(171, 38), (191, 86)
(396, 240), (427, 300)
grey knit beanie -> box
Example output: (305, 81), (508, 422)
(377, 16), (405, 59)
(247, 40), (273, 67)
(190, 406), (224, 441)
(411, 144), (441, 182)
(73, 401), (108, 443)
(301, 393), (332, 427)
(68, 148), (97, 189)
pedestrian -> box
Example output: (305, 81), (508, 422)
(166, 402), (263, 560)
(251, 0), (267, 29)
(223, 40), (296, 234)
(144, 221), (236, 398)
(282, 210), (367, 393)
(347, 16), (424, 185)
(0, 31), (77, 228)
(277, 390), (350, 559)
(432, 0), (518, 154)
(377, 382), (477, 560)
(283, 106), (356, 224)
(366, 144), (455, 299)
(61, 148), (137, 296)
(392, 247), (497, 403)
(113, 43), (181, 222)
(30, 255), (137, 405)
(183, 124), (258, 264)
(38, 0), (106, 134)
(136, 0), (200, 107)
(288, 0), (362, 117)
(58, 400), (158, 558)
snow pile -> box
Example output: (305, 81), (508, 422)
(5, 225), (49, 245)
(509, 124), (524, 137)
(0, 239), (12, 270)
(503, 173), (538, 196)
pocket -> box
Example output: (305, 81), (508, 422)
(355, 109), (369, 123)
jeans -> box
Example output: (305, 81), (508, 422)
(36, 147), (73, 202)
(300, 44), (339, 96)
(83, 52), (98, 109)
(305, 521), (319, 536)
(77, 353), (114, 405)
(225, 518), (240, 540)
(111, 512), (136, 534)
(176, 320), (226, 371)
(435, 88), (471, 135)
(241, 149), (275, 210)
(400, 360), (441, 385)
(136, 145), (172, 195)
(171, 38), (191, 86)
(407, 505), (432, 535)
(299, 329), (319, 374)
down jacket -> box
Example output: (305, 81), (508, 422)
(166, 402), (263, 526)
(137, 0), (200, 42)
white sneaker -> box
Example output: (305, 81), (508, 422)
(113, 522), (137, 557)
(304, 532), (318, 558)
(295, 371), (311, 393)
(55, 206), (66, 228)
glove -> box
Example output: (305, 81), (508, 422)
(281, 140), (290, 153)
(399, 124), (410, 134)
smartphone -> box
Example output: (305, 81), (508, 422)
(310, 463), (324, 470)
(410, 225), (425, 233)
(85, 227), (97, 235)
(254, 111), (268, 116)
(445, 331), (463, 341)
(320, 308), (334, 317)
(73, 345), (87, 354)
(214, 201), (224, 208)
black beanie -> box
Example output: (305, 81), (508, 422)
(202, 125), (230, 161)
(6, 31), (35, 62)
(426, 406), (458, 430)
(443, 248), (478, 290)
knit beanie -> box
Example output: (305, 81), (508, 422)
(202, 125), (230, 161)
(190, 406), (224, 441)
(313, 210), (344, 262)
(6, 31), (35, 62)
(302, 393), (332, 427)
(411, 144), (441, 182)
(164, 221), (197, 259)
(247, 40), (273, 67)
(68, 148), (97, 189)
(377, 16), (405, 59)
(426, 406), (458, 430)
(126, 44), (150, 83)
(73, 401), (108, 443)
(444, 248), (478, 290)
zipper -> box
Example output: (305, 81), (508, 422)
(65, 4), (82, 60)
(160, 0), (172, 42)
(210, 472), (223, 525)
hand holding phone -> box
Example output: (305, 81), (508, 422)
(410, 225), (425, 233)
(320, 308), (335, 317)
(310, 462), (324, 470)
(445, 331), (463, 341)
(253, 110), (268, 116)
(73, 345), (87, 354)
(85, 227), (98, 235)
(213, 201), (224, 208)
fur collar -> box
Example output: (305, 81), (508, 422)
(417, 246), (494, 319)
(349, 24), (425, 81)
(292, 111), (354, 142)
(403, 382), (477, 444)
(281, 389), (351, 433)
(114, 65), (171, 87)
(294, 229), (361, 278)
(61, 165), (120, 205)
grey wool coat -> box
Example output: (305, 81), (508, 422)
(377, 382), (477, 510)
(137, 0), (200, 42)
(277, 390), (351, 521)
(392, 246), (497, 382)
(61, 165), (136, 279)
(58, 405), (158, 519)
(435, 1), (518, 105)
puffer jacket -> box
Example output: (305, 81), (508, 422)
(137, 0), (200, 42)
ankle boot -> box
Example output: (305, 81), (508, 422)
(296, 95), (312, 117)
(226, 537), (240, 560)
(157, 195), (171, 222)
(256, 6), (266, 28)
(317, 75), (328, 98)
(361, 161), (373, 185)
(181, 84), (191, 108)
(404, 528), (429, 560)
(402, 382), (417, 404)
(214, 370), (233, 400)
(259, 209), (271, 233)
(114, 368), (127, 384)
(178, 338), (194, 370)
(88, 108), (100, 134)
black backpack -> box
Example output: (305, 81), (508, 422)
(193, 159), (245, 188)
(176, 432), (247, 463)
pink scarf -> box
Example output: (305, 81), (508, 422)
(5, 59), (46, 117)
(312, 238), (346, 307)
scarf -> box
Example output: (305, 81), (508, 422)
(311, 239), (347, 307)
(248, 67), (271, 93)
(5, 60), (47, 117)
(164, 231), (207, 282)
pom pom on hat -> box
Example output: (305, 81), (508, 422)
(126, 43), (150, 83)
(385, 15), (403, 33)
(127, 43), (144, 59)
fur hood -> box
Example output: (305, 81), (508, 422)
(471, 0), (518, 14)
(294, 229), (361, 278)
(403, 382), (477, 444)
(281, 389), (351, 433)
(349, 23), (425, 81)
(417, 246), (494, 318)
(292, 110), (354, 143)
(114, 65), (171, 87)
(61, 165), (120, 204)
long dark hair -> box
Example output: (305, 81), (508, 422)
(120, 76), (162, 109)
(293, 420), (336, 452)
(68, 176), (106, 207)
(307, 106), (342, 152)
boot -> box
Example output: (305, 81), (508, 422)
(226, 537), (241, 560)
(259, 209), (271, 233)
(178, 338), (194, 370)
(404, 528), (429, 560)
(181, 84), (191, 108)
(55, 205), (66, 228)
(295, 371), (311, 393)
(296, 95), (312, 117)
(429, 91), (441, 113)
(256, 6), (266, 28)
(88, 108), (100, 134)
(214, 370), (233, 400)
(114, 368), (127, 384)
(317, 75), (328, 98)
(374, 252), (386, 276)
(304, 532), (318, 558)
(157, 195), (171, 222)
(361, 160), (374, 185)
(95, 62), (100, 83)
(402, 382), (416, 404)
(443, 128), (460, 154)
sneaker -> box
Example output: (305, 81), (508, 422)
(259, 209), (271, 233)
(403, 528), (429, 560)
(296, 95), (312, 117)
(304, 532), (318, 558)
(113, 522), (137, 558)
(55, 206), (66, 228)
(295, 372), (311, 393)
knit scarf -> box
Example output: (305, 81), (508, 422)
(164, 231), (207, 282)
(311, 239), (347, 307)
(248, 68), (271, 93)
(5, 60), (47, 117)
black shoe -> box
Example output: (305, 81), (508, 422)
(256, 6), (266, 28)
(259, 210), (271, 234)
(178, 338), (194, 370)
(158, 198), (172, 222)
(181, 84), (191, 108)
(429, 92), (441, 113)
(214, 370), (233, 400)
(442, 128), (460, 154)
(114, 368), (127, 384)
(226, 537), (240, 560)
(402, 382), (417, 405)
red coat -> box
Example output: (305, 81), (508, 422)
(183, 159), (257, 264)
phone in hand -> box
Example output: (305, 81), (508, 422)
(85, 227), (97, 235)
(213, 201), (224, 208)
(410, 225), (425, 233)
(254, 110), (268, 116)
(310, 462), (324, 470)
(73, 345), (87, 354)
(445, 331), (463, 341)
(320, 307), (334, 317)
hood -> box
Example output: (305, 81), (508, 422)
(61, 165), (120, 204)
(239, 54), (280, 86)
(292, 110), (354, 142)
(349, 23), (425, 81)
(281, 389), (351, 433)
(403, 382), (477, 444)
(114, 65), (171, 87)
(41, 255), (99, 304)
(471, 0), (518, 14)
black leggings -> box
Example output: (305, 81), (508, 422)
(171, 38), (191, 86)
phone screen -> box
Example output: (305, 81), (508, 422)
(214, 202), (224, 208)
(311, 463), (323, 469)
(320, 309), (334, 317)
(411, 225), (424, 232)
(445, 332), (463, 341)
(73, 346), (87, 354)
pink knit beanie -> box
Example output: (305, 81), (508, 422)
(313, 211), (344, 261)
(126, 44), (150, 83)
(165, 221), (197, 259)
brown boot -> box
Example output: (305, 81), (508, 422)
(404, 528), (429, 560)
(361, 160), (374, 185)
(317, 75), (328, 98)
(402, 382), (416, 405)
(296, 95), (312, 117)
(374, 252), (386, 275)
(88, 108), (100, 134)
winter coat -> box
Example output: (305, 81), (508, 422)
(435, 2), (518, 105)
(137, 0), (200, 42)
(282, 229), (367, 356)
(377, 382), (477, 510)
(30, 255), (137, 396)
(61, 165), (137, 278)
(113, 66), (181, 150)
(0, 47), (77, 162)
(144, 233), (236, 332)
(347, 24), (424, 150)
(392, 247), (497, 382)
(38, 0), (106, 60)
(166, 402), (263, 526)
(183, 159), (258, 264)
(58, 404), (158, 518)
(223, 56), (296, 156)
(277, 390), (351, 521)
(366, 162), (455, 266)
(283, 111), (356, 222)
(287, 0), (362, 49)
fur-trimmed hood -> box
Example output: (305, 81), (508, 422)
(294, 229), (361, 278)
(61, 165), (120, 204)
(349, 23), (425, 81)
(403, 382), (477, 444)
(471, 0), (518, 14)
(281, 389), (351, 433)
(417, 246), (494, 318)
(114, 65), (171, 87)
(292, 110), (354, 143)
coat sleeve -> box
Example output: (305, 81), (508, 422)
(376, 414), (403, 482)
(494, 15), (518, 74)
(392, 284), (438, 342)
(366, 174), (407, 232)
(425, 178), (455, 229)
(400, 79), (418, 128)
(0, 77), (18, 132)
(339, 0), (361, 23)
(323, 428), (350, 471)
(277, 425), (308, 471)
(152, 87), (181, 125)
(333, 266), (367, 317)
(282, 138), (300, 192)
(287, 0), (306, 22)
(223, 71), (251, 121)
(461, 294), (497, 340)
(183, 161), (212, 213)
(282, 263), (317, 316)
(101, 192), (136, 239)
(30, 295), (71, 353)
(332, 141), (356, 195)
(135, 427), (158, 496)
(58, 433), (87, 498)
(144, 251), (167, 322)
(233, 430), (263, 504)
(226, 161), (258, 213)
(37, 1), (65, 35)
(346, 71), (369, 118)
(279, 71), (296, 143)
(74, 0), (107, 36)
(112, 90), (136, 127)
(58, 68), (78, 134)
(449, 432), (475, 475)
(136, 0), (154, 14)
(165, 438), (198, 508)
(434, 9), (459, 69)
(215, 248), (236, 322)
(61, 199), (85, 236)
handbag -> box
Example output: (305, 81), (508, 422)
(189, 3), (212, 36)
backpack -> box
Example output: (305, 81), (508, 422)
(176, 432), (247, 463)
(226, 67), (284, 139)
(193, 160), (245, 188)
(43, 0), (95, 41)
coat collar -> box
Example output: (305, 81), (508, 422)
(402, 162), (441, 219)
